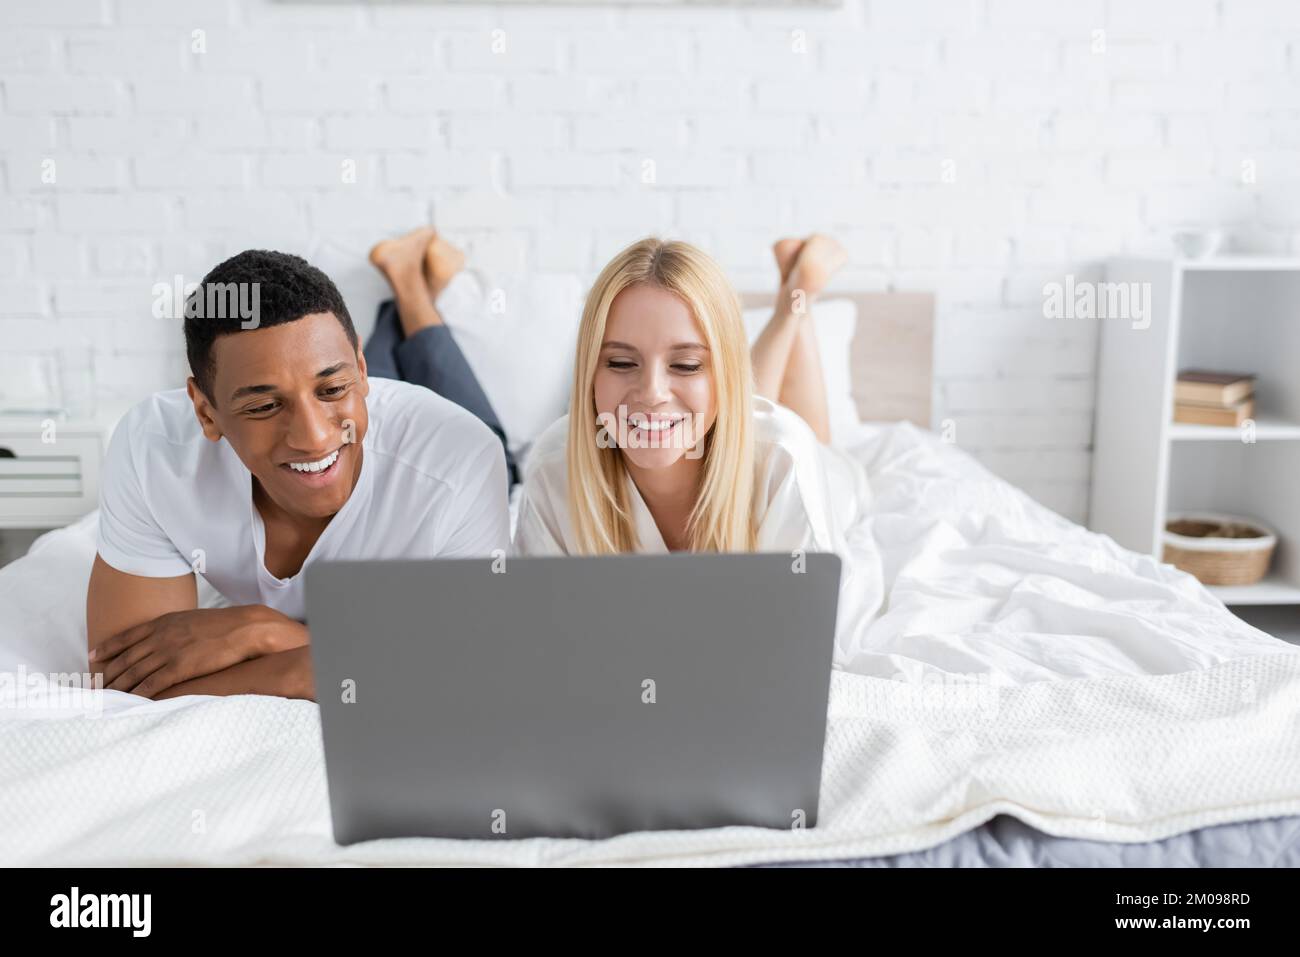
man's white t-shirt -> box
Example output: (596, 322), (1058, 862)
(97, 377), (510, 620)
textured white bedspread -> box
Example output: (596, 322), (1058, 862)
(1, 422), (1297, 866)
(3, 652), (1298, 866)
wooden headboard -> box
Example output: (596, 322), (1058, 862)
(740, 291), (935, 429)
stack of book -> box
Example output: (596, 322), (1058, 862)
(1174, 370), (1256, 427)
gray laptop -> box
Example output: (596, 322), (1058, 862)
(305, 552), (841, 843)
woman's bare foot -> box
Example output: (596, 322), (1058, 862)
(424, 232), (466, 301)
(772, 238), (803, 286)
(784, 233), (847, 300)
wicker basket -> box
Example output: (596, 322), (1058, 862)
(1162, 513), (1276, 586)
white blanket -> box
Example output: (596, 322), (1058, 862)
(1, 422), (1297, 866)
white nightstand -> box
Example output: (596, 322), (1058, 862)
(0, 417), (104, 530)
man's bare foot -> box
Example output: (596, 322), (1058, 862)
(370, 227), (442, 336)
(784, 233), (847, 300)
(773, 238), (803, 286)
(369, 227), (436, 288)
(424, 232), (466, 301)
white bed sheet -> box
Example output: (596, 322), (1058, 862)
(834, 422), (1292, 681)
(1, 422), (1296, 865)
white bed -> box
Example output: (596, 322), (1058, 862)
(1, 415), (1298, 866)
(1, 288), (1298, 866)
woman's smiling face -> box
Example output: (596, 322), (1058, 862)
(592, 283), (716, 471)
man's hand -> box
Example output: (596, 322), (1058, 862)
(154, 646), (316, 701)
(93, 605), (309, 698)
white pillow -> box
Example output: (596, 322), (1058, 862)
(0, 513), (99, 675)
(434, 270), (584, 457)
(742, 298), (860, 444)
(0, 512), (228, 677)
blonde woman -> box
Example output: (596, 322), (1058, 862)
(513, 235), (881, 607)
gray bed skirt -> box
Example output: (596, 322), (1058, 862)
(763, 814), (1300, 867)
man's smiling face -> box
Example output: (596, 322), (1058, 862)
(188, 311), (370, 522)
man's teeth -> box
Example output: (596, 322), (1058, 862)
(288, 450), (339, 473)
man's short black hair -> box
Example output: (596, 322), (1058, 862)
(184, 249), (357, 400)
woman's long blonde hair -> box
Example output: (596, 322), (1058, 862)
(566, 237), (756, 554)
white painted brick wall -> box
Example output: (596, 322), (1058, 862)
(2, 0), (1300, 526)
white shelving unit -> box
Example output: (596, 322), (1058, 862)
(1168, 417), (1300, 442)
(1089, 257), (1300, 614)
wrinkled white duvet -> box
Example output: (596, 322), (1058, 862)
(1, 422), (1297, 866)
